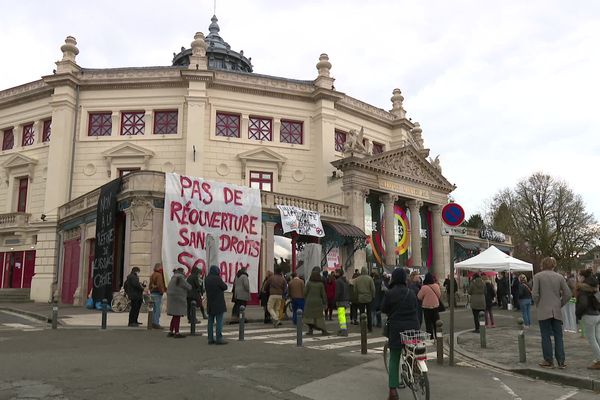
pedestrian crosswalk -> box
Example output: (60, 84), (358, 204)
(219, 326), (390, 352)
(0, 322), (43, 332)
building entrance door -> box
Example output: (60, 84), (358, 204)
(61, 239), (81, 304)
(0, 251), (35, 289)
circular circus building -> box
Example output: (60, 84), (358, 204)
(0, 15), (459, 304)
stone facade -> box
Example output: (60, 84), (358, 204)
(0, 17), (458, 303)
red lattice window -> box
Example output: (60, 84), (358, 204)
(249, 171), (273, 192)
(154, 110), (178, 135)
(88, 113), (112, 136)
(248, 116), (272, 141)
(22, 124), (35, 146)
(335, 130), (347, 152)
(215, 112), (240, 138)
(42, 119), (51, 142)
(17, 178), (28, 212)
(280, 120), (303, 144)
(373, 142), (385, 155)
(2, 128), (14, 150)
(121, 111), (145, 136)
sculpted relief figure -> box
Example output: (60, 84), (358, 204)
(429, 155), (442, 174)
(343, 127), (369, 155)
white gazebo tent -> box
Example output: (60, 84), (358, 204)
(455, 245), (533, 309)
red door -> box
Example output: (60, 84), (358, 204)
(10, 252), (24, 289)
(0, 253), (4, 288)
(61, 239), (81, 304)
(22, 250), (36, 288)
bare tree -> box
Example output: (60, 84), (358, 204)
(489, 172), (599, 269)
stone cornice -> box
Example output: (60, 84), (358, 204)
(0, 80), (53, 110)
(310, 87), (345, 102)
(391, 117), (414, 130)
(180, 70), (214, 82)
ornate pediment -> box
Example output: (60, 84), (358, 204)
(2, 154), (38, 183)
(102, 143), (155, 160)
(364, 146), (454, 191)
(237, 147), (287, 181)
(332, 145), (455, 193)
(102, 143), (154, 177)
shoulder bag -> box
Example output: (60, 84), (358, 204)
(429, 284), (445, 312)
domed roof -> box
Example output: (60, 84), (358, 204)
(172, 15), (253, 72)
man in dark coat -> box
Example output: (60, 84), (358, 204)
(124, 267), (144, 327)
(204, 265), (228, 345)
(186, 266), (202, 324)
(496, 272), (508, 309)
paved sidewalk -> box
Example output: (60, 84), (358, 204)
(454, 324), (600, 392)
(0, 301), (272, 327)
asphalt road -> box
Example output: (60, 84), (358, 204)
(0, 317), (597, 400)
(0, 310), (46, 332)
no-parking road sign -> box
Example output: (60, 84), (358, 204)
(441, 203), (465, 227)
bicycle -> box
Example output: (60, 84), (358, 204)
(383, 330), (430, 400)
(110, 289), (150, 313)
(111, 289), (130, 312)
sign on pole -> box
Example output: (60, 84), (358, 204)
(441, 203), (465, 227)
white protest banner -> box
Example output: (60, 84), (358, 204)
(162, 173), (262, 292)
(276, 205), (325, 237)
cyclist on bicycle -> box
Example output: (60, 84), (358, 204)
(381, 267), (420, 400)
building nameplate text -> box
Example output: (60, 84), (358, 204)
(378, 178), (430, 200)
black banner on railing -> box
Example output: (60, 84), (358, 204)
(92, 178), (122, 303)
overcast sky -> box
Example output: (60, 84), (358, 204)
(1, 0), (599, 222)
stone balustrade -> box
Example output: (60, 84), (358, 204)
(0, 212), (31, 229)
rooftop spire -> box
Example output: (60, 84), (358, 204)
(209, 15), (220, 36)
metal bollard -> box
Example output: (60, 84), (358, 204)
(517, 317), (526, 363)
(51, 301), (58, 330)
(360, 313), (368, 355)
(479, 311), (486, 348)
(296, 309), (303, 347)
(436, 320), (444, 365)
(101, 299), (108, 330)
(239, 305), (246, 341)
(190, 300), (197, 336)
(147, 299), (154, 331)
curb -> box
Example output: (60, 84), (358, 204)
(0, 306), (63, 326)
(452, 330), (600, 392)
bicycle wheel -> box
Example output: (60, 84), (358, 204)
(111, 295), (128, 313)
(409, 369), (430, 400)
(383, 342), (389, 373)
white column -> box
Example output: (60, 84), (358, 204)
(381, 194), (397, 266)
(408, 200), (423, 268)
(343, 187), (368, 272)
(430, 205), (444, 278)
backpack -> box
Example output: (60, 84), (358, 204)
(593, 291), (600, 311)
(123, 277), (129, 293)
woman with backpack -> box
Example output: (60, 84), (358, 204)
(575, 269), (600, 370)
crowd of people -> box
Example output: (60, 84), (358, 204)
(120, 255), (600, 399)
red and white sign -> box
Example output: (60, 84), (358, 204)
(162, 173), (262, 292)
(326, 247), (341, 271)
